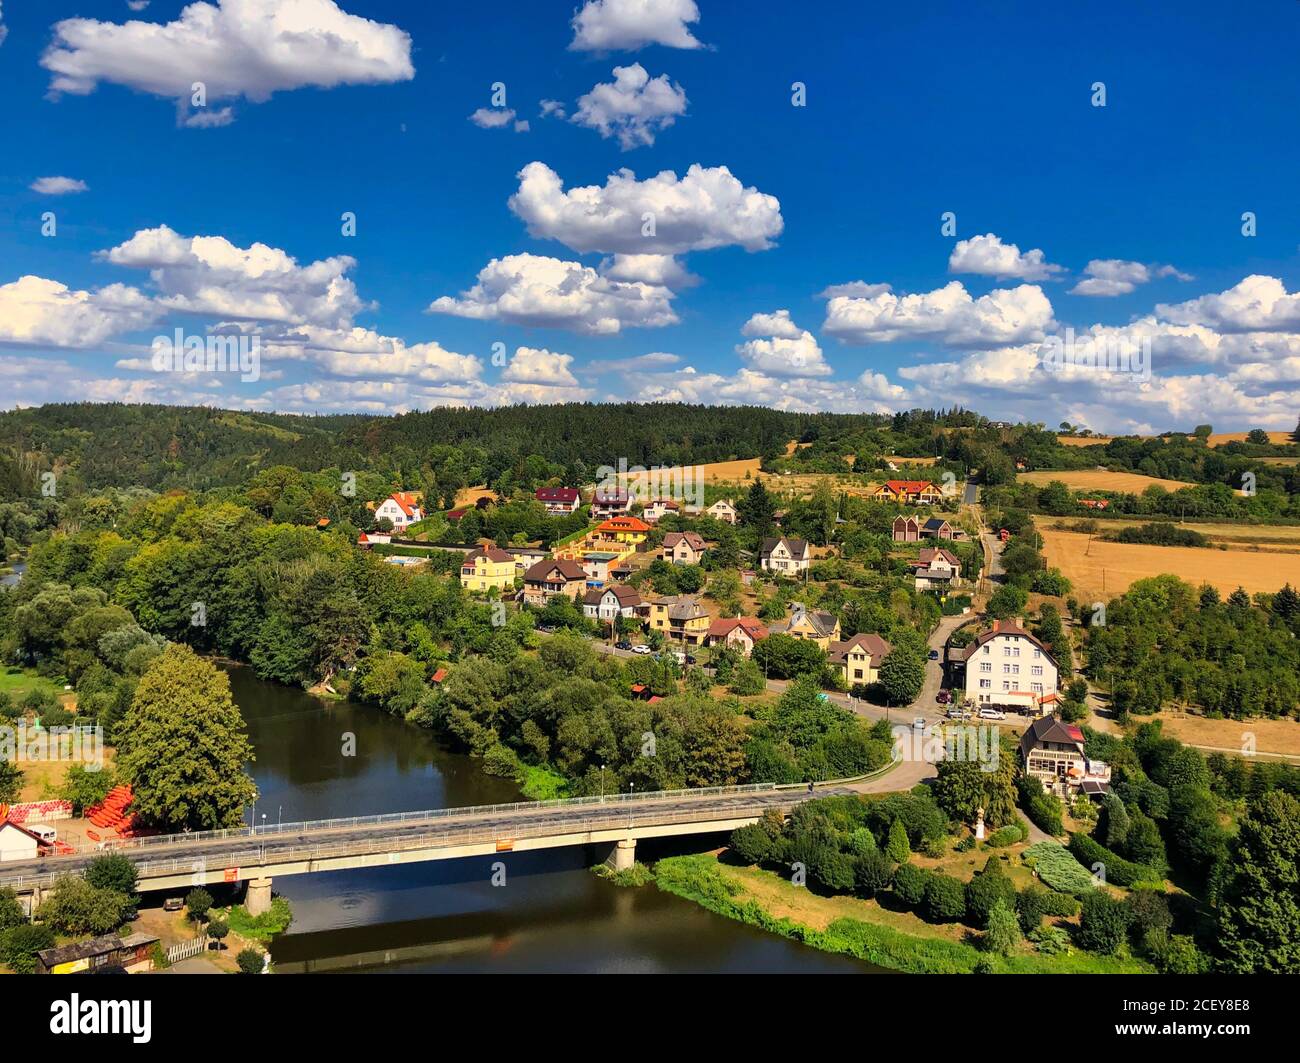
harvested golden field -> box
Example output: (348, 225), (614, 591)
(1040, 528), (1300, 599)
(1057, 435), (1114, 447)
(1154, 714), (1300, 759)
(1018, 469), (1195, 492)
(1205, 431), (1294, 447)
(453, 486), (498, 507)
(1040, 517), (1300, 549)
(696, 456), (764, 482)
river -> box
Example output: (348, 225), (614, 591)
(224, 665), (875, 973)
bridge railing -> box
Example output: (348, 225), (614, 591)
(0, 800), (788, 891)
(11, 782), (786, 861)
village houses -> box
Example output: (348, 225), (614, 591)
(705, 499), (738, 524)
(870, 480), (944, 505)
(769, 603), (840, 649)
(534, 486), (582, 515)
(912, 547), (961, 591)
(641, 498), (681, 523)
(590, 485), (632, 519)
(648, 595), (712, 645)
(582, 585), (643, 624)
(1019, 716), (1111, 799)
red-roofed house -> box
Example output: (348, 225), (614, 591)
(374, 491), (425, 530)
(535, 487), (582, 515)
(705, 617), (768, 657)
(911, 547), (961, 590)
(870, 480), (944, 505)
(591, 485), (632, 519)
(1019, 715), (1111, 799)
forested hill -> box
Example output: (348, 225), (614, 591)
(0, 402), (883, 493)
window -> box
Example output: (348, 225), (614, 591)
(980, 662), (991, 673)
(1002, 681), (1011, 690)
(979, 679), (991, 689)
(1031, 666), (1043, 677)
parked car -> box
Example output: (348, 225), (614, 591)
(978, 707), (1006, 720)
(631, 645), (653, 655)
(912, 717), (927, 731)
(928, 649), (940, 660)
(614, 640), (633, 650)
(163, 897), (183, 912)
(945, 707), (965, 720)
(935, 690), (951, 704)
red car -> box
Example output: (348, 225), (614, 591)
(935, 690), (951, 704)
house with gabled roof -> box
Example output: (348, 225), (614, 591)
(535, 487), (581, 515)
(374, 491), (425, 530)
(912, 547), (961, 590)
(870, 480), (944, 505)
(705, 617), (768, 657)
(591, 485), (632, 519)
(1019, 716), (1111, 799)
(648, 594), (711, 645)
(705, 499), (738, 525)
(759, 536), (811, 575)
(828, 632), (893, 688)
(892, 515), (921, 542)
(460, 544), (516, 593)
(522, 558), (587, 606)
(641, 498), (681, 524)
(582, 585), (643, 624)
(960, 619), (1059, 710)
(662, 531), (708, 566)
(921, 517), (955, 539)
(769, 603), (840, 648)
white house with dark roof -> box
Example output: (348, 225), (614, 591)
(960, 619), (1058, 710)
(1019, 716), (1111, 798)
(582, 585), (643, 623)
(662, 531), (708, 565)
(759, 536), (811, 575)
(912, 547), (961, 591)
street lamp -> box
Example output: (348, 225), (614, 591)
(600, 764), (606, 798)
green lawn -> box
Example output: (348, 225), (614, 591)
(0, 667), (68, 702)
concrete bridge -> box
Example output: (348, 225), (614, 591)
(0, 783), (853, 915)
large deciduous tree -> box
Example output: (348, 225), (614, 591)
(118, 644), (257, 831)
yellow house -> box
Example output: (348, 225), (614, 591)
(460, 545), (517, 593)
(593, 516), (651, 546)
(648, 595), (712, 645)
(828, 633), (893, 687)
(769, 604), (841, 649)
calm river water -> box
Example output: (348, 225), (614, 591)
(224, 665), (875, 974)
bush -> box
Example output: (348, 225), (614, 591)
(0, 924), (56, 974)
(891, 863), (931, 908)
(1068, 832), (1164, 888)
(986, 822), (1028, 848)
(1022, 841), (1095, 896)
(885, 818), (911, 863)
(207, 918), (230, 949)
(1016, 884), (1048, 933)
(482, 743), (521, 778)
(1017, 776), (1064, 836)
(1143, 929), (1207, 974)
(1124, 888), (1173, 939)
(853, 851), (894, 897)
(1076, 892), (1132, 954)
(85, 853), (139, 897)
(37, 876), (131, 936)
(729, 823), (776, 866)
(923, 874), (967, 923)
(236, 948), (265, 974)
(984, 899), (1022, 956)
(965, 857), (1016, 927)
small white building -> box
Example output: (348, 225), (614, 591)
(0, 821), (41, 863)
(759, 536), (811, 575)
(912, 547), (961, 591)
(582, 585), (643, 623)
(705, 499), (738, 525)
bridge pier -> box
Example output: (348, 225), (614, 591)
(246, 877), (273, 917)
(606, 838), (636, 872)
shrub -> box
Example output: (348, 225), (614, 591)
(729, 823), (776, 866)
(986, 822), (1028, 848)
(984, 899), (1022, 956)
(885, 818), (911, 863)
(1143, 929), (1207, 974)
(84, 853), (139, 897)
(1016, 884), (1048, 933)
(1124, 888), (1173, 939)
(923, 874), (967, 923)
(891, 863), (931, 908)
(0, 924), (56, 974)
(185, 887), (214, 923)
(965, 857), (1016, 927)
(1017, 776), (1063, 836)
(1022, 841), (1095, 896)
(853, 851), (894, 897)
(236, 948), (264, 974)
(1068, 832), (1164, 888)
(1028, 924), (1073, 956)
(207, 918), (230, 949)
(482, 743), (521, 778)
(1076, 891), (1132, 955)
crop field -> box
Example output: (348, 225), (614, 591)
(1018, 469), (1196, 492)
(1056, 431), (1296, 448)
(1040, 517), (1300, 550)
(1040, 528), (1300, 599)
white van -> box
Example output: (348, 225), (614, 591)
(978, 708), (1006, 721)
(27, 824), (57, 844)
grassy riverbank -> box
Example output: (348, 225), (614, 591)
(652, 853), (1151, 974)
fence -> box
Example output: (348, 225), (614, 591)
(166, 935), (209, 963)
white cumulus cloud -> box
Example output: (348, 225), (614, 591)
(509, 160), (783, 256)
(1157, 275), (1300, 334)
(42, 0), (414, 125)
(569, 0), (704, 52)
(948, 233), (1063, 282)
(0, 275), (159, 348)
(572, 63), (687, 149)
(30, 176), (89, 195)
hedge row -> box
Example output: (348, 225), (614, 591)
(1022, 841), (1096, 896)
(1068, 833), (1165, 888)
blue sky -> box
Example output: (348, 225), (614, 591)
(1, 0), (1298, 432)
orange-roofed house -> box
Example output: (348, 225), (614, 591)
(870, 480), (944, 505)
(593, 516), (651, 547)
(374, 491), (425, 530)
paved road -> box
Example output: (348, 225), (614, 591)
(980, 531), (1006, 582)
